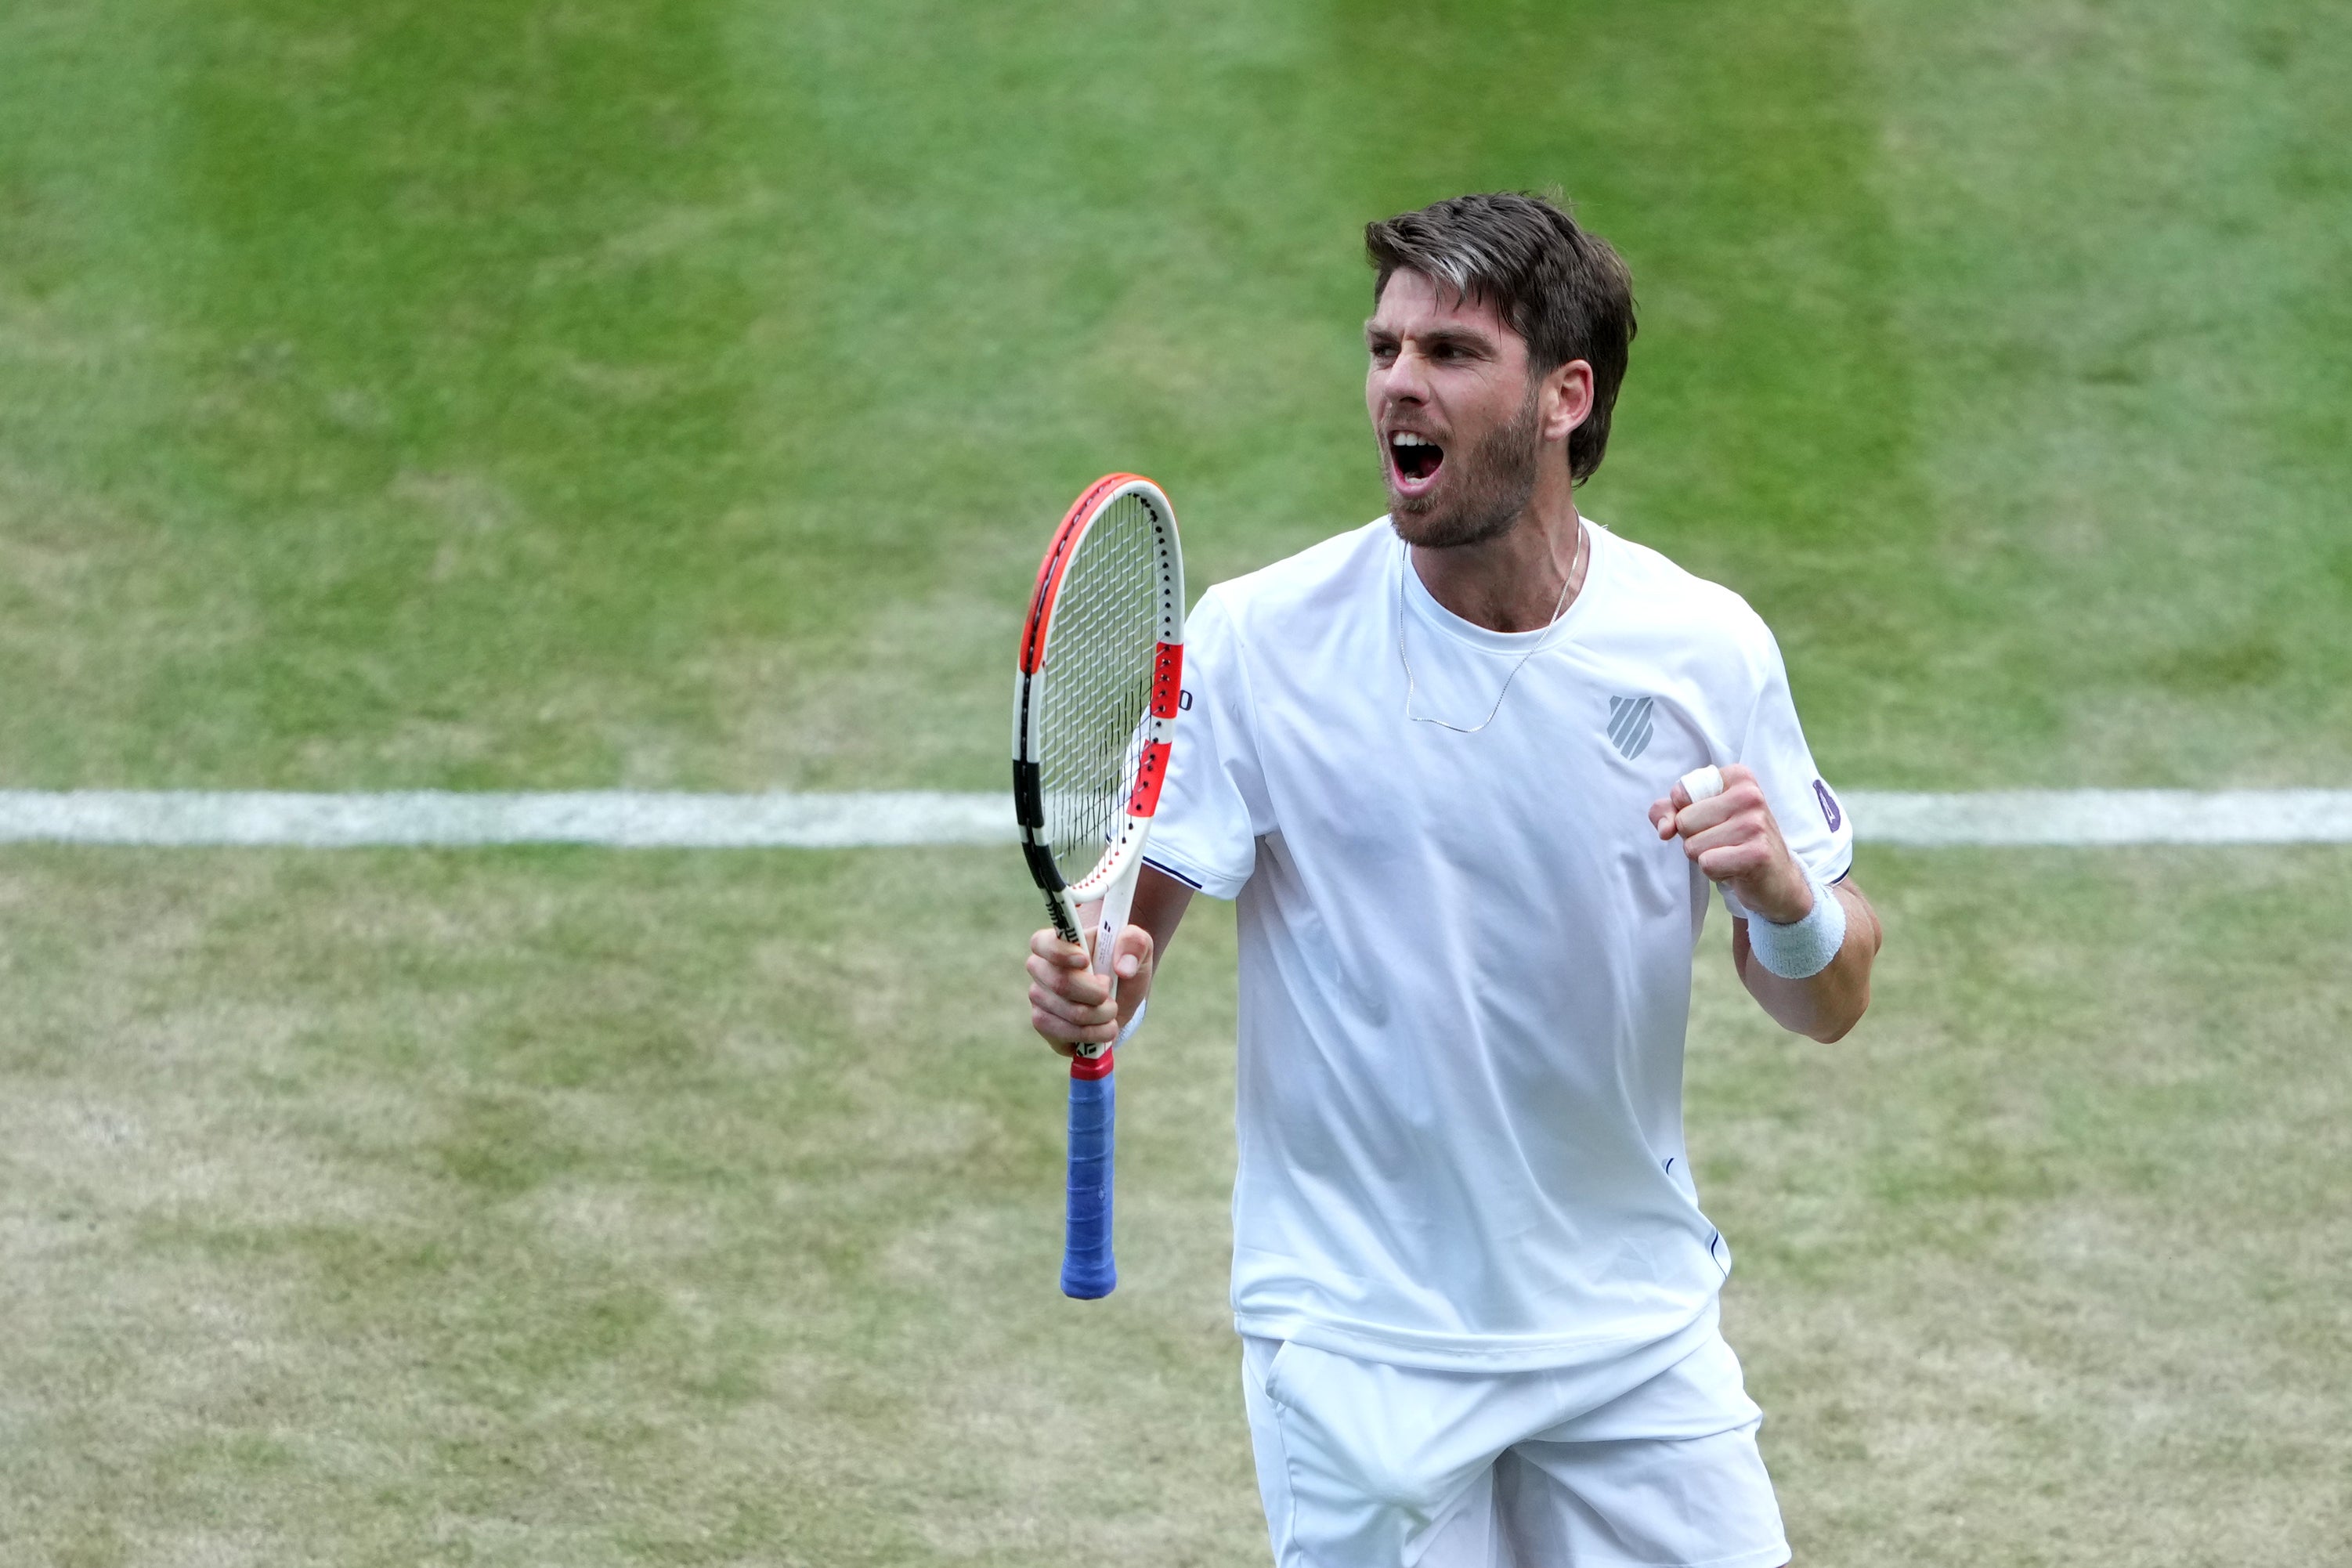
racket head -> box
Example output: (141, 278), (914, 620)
(1012, 475), (1185, 939)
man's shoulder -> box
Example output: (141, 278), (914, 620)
(1201, 518), (1393, 634)
(1589, 522), (1776, 660)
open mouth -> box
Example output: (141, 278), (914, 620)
(1389, 431), (1445, 485)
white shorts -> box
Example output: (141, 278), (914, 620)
(1241, 1313), (1789, 1568)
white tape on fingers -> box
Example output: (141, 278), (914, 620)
(1680, 765), (1725, 802)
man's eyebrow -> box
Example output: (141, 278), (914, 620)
(1418, 326), (1495, 353)
(1363, 322), (1496, 353)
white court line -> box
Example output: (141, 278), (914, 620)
(1842, 790), (2349, 847)
(0, 789), (2340, 848)
(0, 790), (1006, 849)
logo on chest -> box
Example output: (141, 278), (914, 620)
(1605, 695), (1656, 760)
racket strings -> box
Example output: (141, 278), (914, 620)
(1039, 495), (1162, 886)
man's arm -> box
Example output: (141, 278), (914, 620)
(1648, 765), (1882, 1043)
(1730, 879), (1881, 1042)
(1025, 864), (1195, 1058)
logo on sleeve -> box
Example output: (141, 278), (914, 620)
(1813, 779), (1842, 831)
(1605, 695), (1655, 760)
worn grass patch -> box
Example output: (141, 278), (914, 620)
(0, 846), (1256, 1566)
(1693, 847), (2352, 1565)
(0, 846), (2345, 1563)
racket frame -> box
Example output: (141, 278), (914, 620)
(1012, 473), (1184, 1302)
(1011, 472), (1187, 1064)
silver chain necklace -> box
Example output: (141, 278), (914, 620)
(1397, 526), (1584, 733)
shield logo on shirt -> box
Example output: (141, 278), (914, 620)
(1813, 778), (1842, 830)
(1606, 695), (1655, 760)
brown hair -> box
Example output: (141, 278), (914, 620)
(1365, 192), (1636, 484)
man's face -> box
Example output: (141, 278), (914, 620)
(1365, 269), (1544, 550)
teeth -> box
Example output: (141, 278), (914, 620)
(1390, 432), (1436, 448)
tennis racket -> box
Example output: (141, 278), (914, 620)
(1012, 474), (1185, 1299)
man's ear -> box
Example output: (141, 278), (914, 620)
(1544, 359), (1595, 445)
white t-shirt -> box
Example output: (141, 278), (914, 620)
(1144, 517), (1852, 1375)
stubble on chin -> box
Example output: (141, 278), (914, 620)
(1382, 390), (1544, 551)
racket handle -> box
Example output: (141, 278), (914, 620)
(1060, 1058), (1117, 1299)
(1064, 858), (1135, 1298)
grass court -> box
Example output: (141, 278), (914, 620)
(2, 0), (2348, 1562)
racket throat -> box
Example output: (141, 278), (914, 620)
(1083, 858), (1140, 974)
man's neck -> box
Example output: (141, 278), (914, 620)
(1408, 488), (1587, 634)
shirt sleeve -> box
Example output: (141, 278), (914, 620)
(1139, 587), (1270, 900)
(1724, 621), (1854, 916)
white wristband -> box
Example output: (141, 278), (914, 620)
(1114, 996), (1149, 1048)
(1742, 871), (1848, 979)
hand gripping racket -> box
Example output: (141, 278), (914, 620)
(1012, 475), (1184, 1299)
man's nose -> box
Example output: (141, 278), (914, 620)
(1382, 346), (1433, 404)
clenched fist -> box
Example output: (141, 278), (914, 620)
(1646, 764), (1813, 923)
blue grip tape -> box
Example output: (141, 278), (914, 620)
(1060, 1069), (1117, 1299)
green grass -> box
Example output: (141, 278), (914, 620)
(1, 844), (2346, 1565)
(2, 0), (2350, 1563)
(0, 847), (1262, 1566)
(2, 0), (2348, 790)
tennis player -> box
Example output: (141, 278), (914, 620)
(1025, 191), (1881, 1568)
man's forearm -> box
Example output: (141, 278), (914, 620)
(1733, 880), (1881, 1042)
(1130, 863), (1194, 968)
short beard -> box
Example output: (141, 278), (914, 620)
(1385, 384), (1544, 551)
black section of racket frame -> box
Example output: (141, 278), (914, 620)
(1011, 757), (1063, 892)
